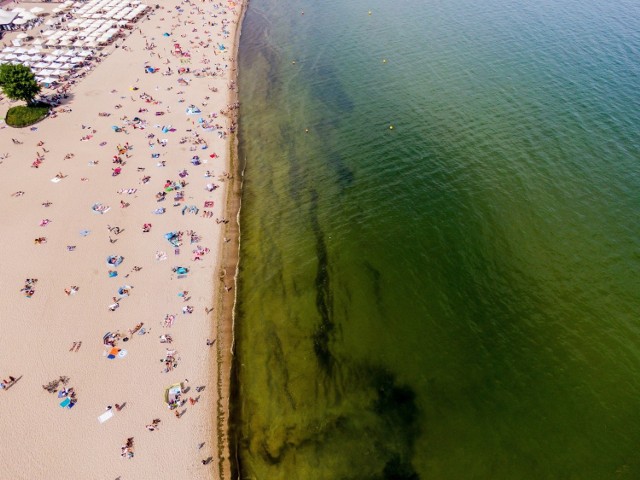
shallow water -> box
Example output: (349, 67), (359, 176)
(235, 0), (640, 478)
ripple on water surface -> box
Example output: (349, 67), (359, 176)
(236, 0), (640, 478)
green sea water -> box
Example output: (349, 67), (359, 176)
(234, 0), (640, 478)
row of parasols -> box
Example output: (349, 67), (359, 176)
(0, 47), (92, 84)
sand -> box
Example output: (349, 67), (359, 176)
(0, 1), (243, 478)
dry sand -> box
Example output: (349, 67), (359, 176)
(0, 1), (244, 478)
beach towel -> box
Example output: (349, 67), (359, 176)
(98, 409), (114, 423)
(107, 347), (121, 359)
(60, 397), (71, 408)
(92, 203), (111, 214)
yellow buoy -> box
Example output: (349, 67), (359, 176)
(382, 59), (387, 63)
(368, 11), (372, 15)
(389, 125), (394, 130)
(292, 61), (296, 65)
(305, 128), (309, 133)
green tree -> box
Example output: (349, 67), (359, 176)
(0, 63), (41, 105)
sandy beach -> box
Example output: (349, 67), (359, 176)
(0, 0), (243, 478)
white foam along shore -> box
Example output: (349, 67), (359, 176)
(0, 1), (244, 478)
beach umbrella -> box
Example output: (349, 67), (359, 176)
(11, 7), (25, 12)
(40, 76), (56, 84)
(44, 54), (57, 62)
(70, 56), (83, 63)
(40, 68), (53, 76)
(28, 47), (42, 55)
(30, 7), (45, 15)
(17, 54), (30, 62)
(21, 12), (36, 21)
(34, 61), (49, 69)
(16, 33), (29, 40)
(44, 19), (57, 26)
(14, 47), (27, 54)
(4, 53), (17, 60)
(12, 17), (29, 25)
(2, 46), (16, 53)
(52, 7), (62, 14)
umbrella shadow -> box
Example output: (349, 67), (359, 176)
(49, 92), (76, 107)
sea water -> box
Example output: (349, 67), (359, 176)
(235, 0), (640, 478)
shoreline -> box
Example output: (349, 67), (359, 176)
(0, 0), (246, 477)
(212, 1), (248, 478)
